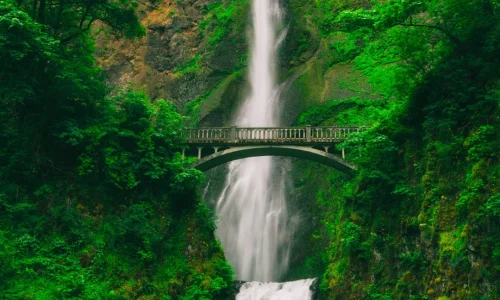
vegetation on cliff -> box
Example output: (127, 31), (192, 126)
(2, 0), (499, 298)
(161, 1), (499, 298)
(288, 0), (500, 298)
(0, 1), (232, 298)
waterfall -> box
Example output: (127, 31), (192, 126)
(212, 0), (288, 282)
(212, 0), (291, 282)
(209, 0), (315, 298)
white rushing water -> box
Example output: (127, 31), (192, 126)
(211, 0), (316, 298)
(237, 279), (317, 300)
(213, 0), (290, 282)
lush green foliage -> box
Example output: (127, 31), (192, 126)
(288, 0), (500, 298)
(3, 0), (500, 298)
(0, 1), (233, 298)
(199, 0), (247, 46)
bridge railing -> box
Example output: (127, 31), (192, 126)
(182, 126), (363, 144)
(311, 127), (361, 141)
(183, 127), (232, 142)
(236, 127), (307, 141)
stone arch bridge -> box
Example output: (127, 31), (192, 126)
(181, 126), (362, 175)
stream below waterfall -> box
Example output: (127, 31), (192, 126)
(236, 279), (317, 300)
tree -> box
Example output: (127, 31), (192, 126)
(0, 0), (145, 188)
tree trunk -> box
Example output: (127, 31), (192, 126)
(32, 0), (37, 16)
(55, 0), (64, 29)
(38, 0), (46, 23)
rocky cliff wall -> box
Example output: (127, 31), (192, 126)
(94, 0), (374, 126)
(95, 0), (247, 118)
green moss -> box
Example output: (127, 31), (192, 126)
(174, 55), (202, 77)
(184, 70), (244, 126)
(287, 2), (500, 299)
(198, 0), (248, 48)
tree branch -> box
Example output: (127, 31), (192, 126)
(32, 0), (37, 16)
(395, 22), (461, 45)
(54, 0), (64, 29)
(60, 17), (95, 44)
(38, 0), (46, 23)
(79, 0), (93, 29)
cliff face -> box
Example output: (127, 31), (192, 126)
(94, 0), (372, 126)
(95, 0), (247, 118)
(283, 1), (500, 299)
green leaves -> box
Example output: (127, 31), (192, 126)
(75, 89), (198, 192)
(340, 221), (361, 254)
(0, 2), (232, 299)
(0, 2), (55, 104)
(483, 193), (500, 218)
(295, 0), (500, 298)
(0, 2), (57, 60)
(464, 125), (499, 162)
(199, 0), (246, 46)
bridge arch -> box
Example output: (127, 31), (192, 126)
(192, 145), (357, 175)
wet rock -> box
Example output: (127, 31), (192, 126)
(310, 278), (320, 300)
(214, 280), (245, 300)
(193, 0), (212, 11)
(186, 6), (203, 22)
(145, 26), (194, 72)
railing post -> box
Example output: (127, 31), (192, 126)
(197, 147), (202, 160)
(306, 125), (311, 142)
(230, 126), (236, 143)
(342, 148), (345, 159)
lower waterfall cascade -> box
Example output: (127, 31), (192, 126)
(236, 279), (317, 300)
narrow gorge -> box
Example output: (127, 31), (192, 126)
(0, 0), (499, 299)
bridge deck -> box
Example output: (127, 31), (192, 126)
(182, 126), (362, 146)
